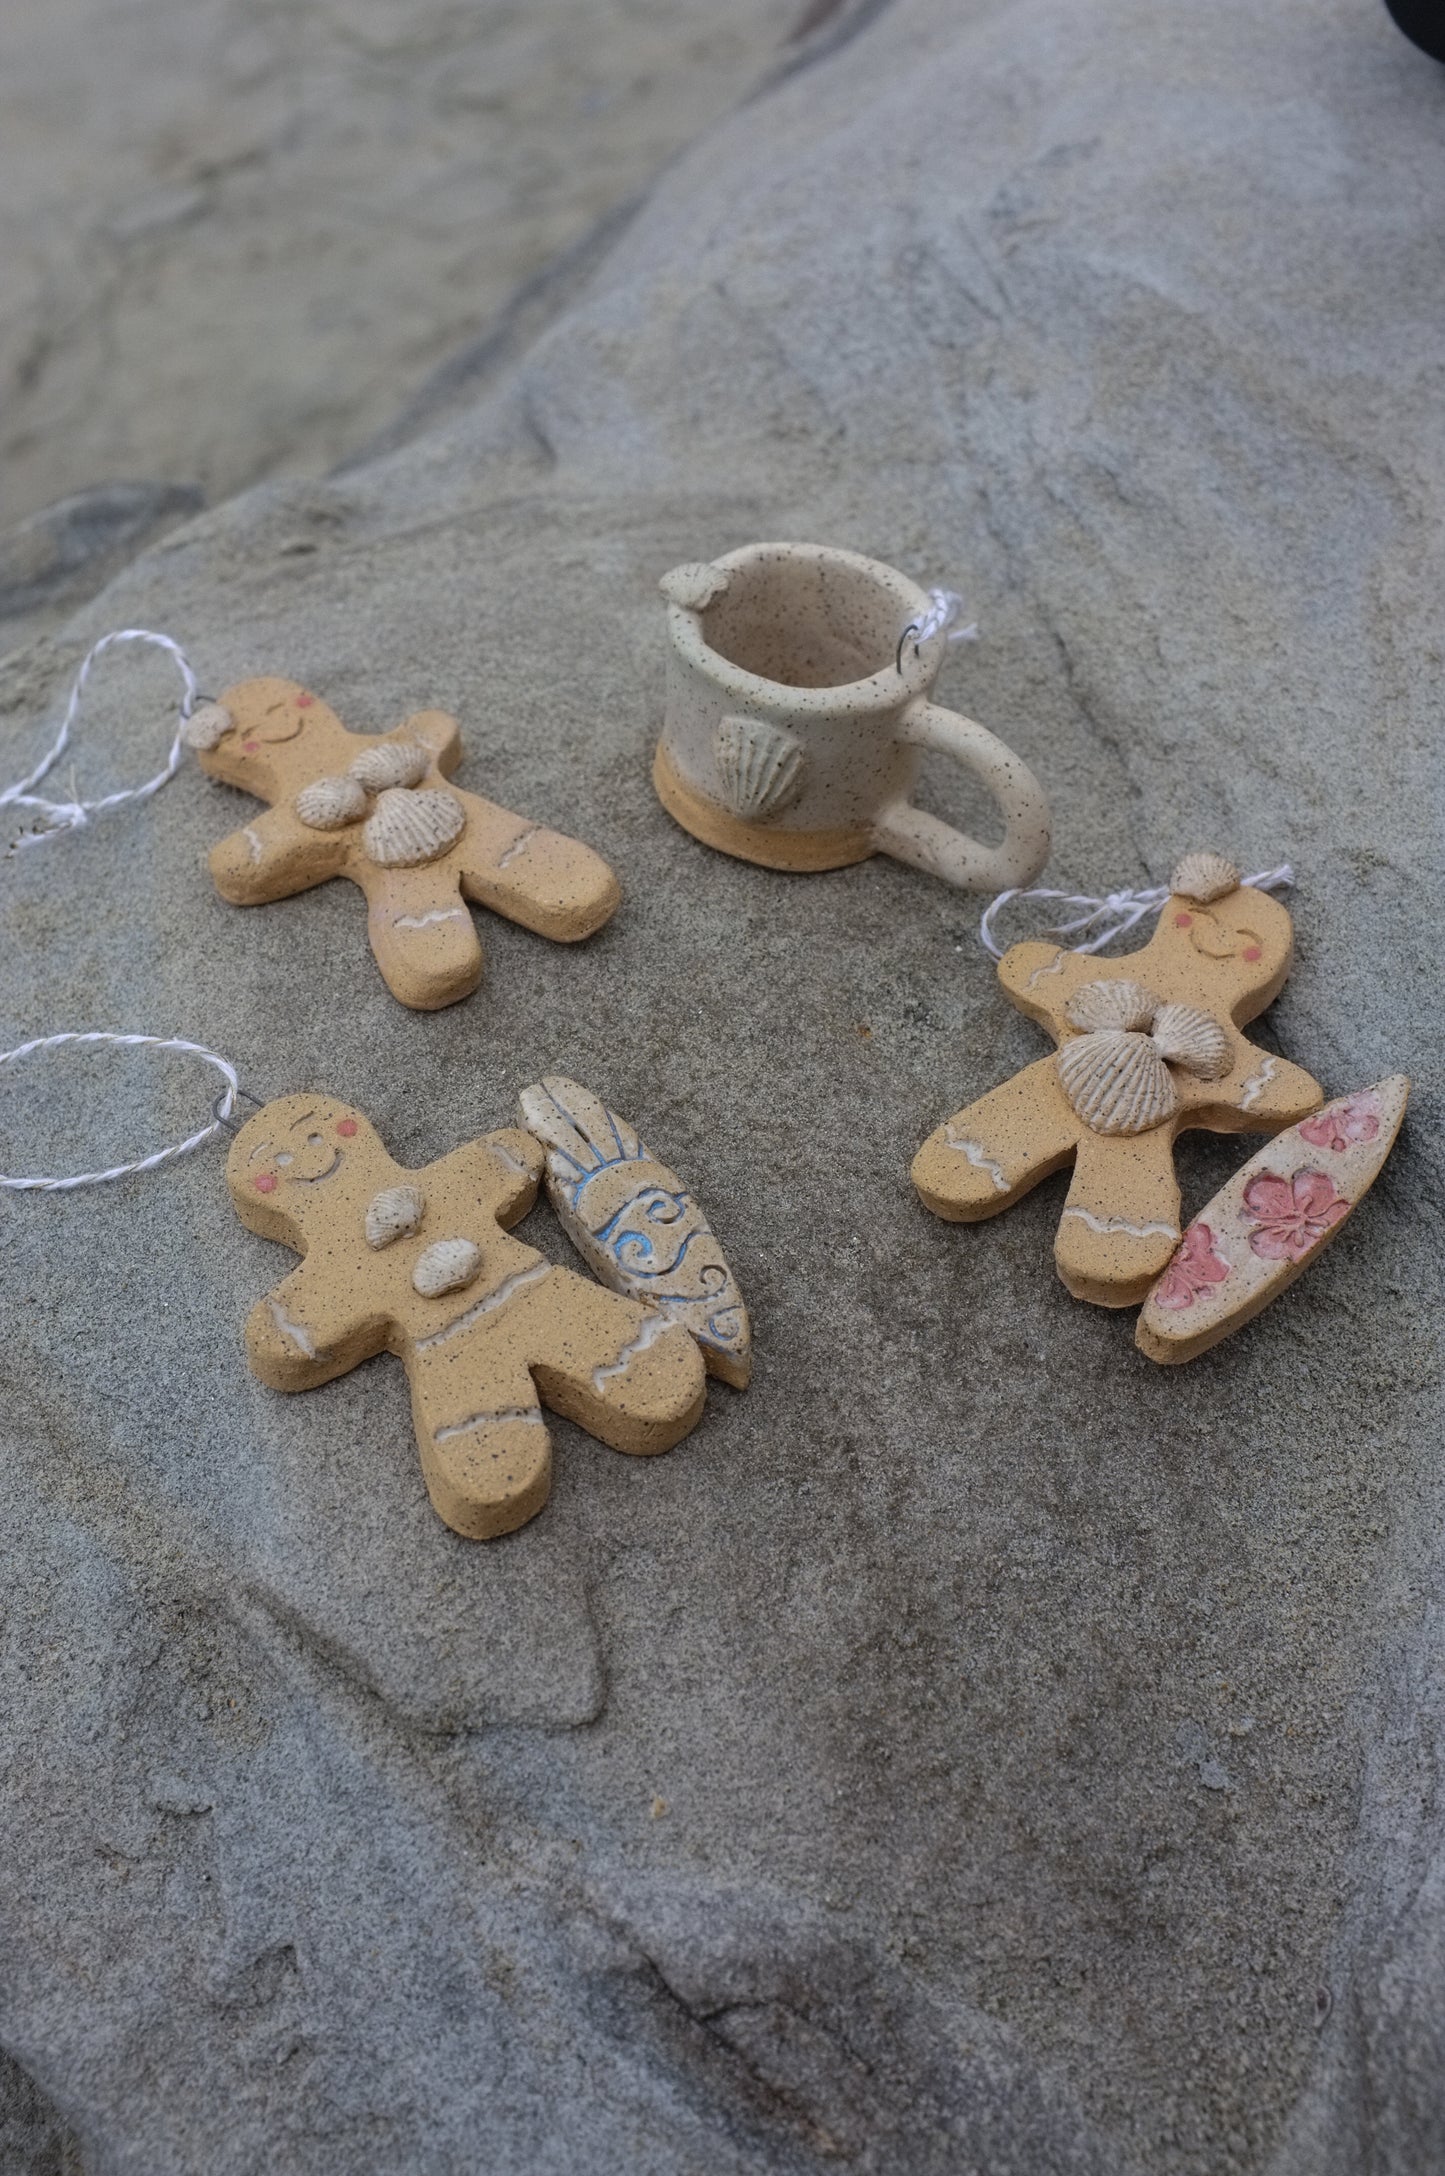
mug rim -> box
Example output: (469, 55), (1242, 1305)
(665, 541), (943, 714)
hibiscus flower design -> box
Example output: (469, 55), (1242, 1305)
(1299, 1092), (1381, 1154)
(1154, 1222), (1231, 1311)
(1242, 1169), (1350, 1262)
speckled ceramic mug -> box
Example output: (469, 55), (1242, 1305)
(651, 542), (1051, 890)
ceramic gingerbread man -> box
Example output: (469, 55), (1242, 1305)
(186, 678), (618, 1009)
(911, 852), (1325, 1307)
(227, 1094), (707, 1538)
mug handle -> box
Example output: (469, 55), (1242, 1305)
(873, 698), (1051, 892)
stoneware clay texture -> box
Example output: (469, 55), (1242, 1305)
(517, 1075), (752, 1388)
(1136, 1076), (1409, 1364)
(193, 677), (620, 1009)
(911, 854), (1325, 1307)
(652, 542), (1051, 891)
(226, 1093), (707, 1539)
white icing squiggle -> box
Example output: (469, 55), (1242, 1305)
(591, 1309), (675, 1392)
(416, 1261), (549, 1350)
(433, 1407), (545, 1445)
(497, 826), (539, 870)
(394, 908), (466, 931)
(944, 1130), (1009, 1191)
(244, 826), (263, 864)
(1025, 948), (1066, 990)
(1062, 1208), (1179, 1241)
(1239, 1055), (1278, 1111)
(267, 1298), (316, 1357)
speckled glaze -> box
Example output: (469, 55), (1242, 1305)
(653, 542), (1051, 890)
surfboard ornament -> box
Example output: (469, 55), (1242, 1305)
(1136, 1077), (1409, 1363)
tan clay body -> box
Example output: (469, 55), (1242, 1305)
(912, 864), (1324, 1307)
(1136, 1077), (1409, 1362)
(198, 678), (619, 1010)
(653, 544), (1051, 893)
(227, 1094), (706, 1540)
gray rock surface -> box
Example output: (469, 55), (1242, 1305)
(1, 0), (1442, 2170)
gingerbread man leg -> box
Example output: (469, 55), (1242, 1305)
(527, 1272), (708, 1454)
(360, 863), (484, 1011)
(912, 1057), (1079, 1221)
(1054, 1128), (1183, 1307)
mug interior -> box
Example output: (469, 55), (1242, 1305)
(700, 553), (906, 690)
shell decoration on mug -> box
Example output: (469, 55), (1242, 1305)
(187, 678), (620, 1010)
(913, 851), (1410, 1349)
(652, 543), (1051, 893)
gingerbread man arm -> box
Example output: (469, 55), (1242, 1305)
(243, 1263), (390, 1392)
(912, 1056), (1080, 1221)
(210, 802), (350, 905)
(1207, 1043), (1322, 1133)
(420, 1128), (545, 1227)
(453, 796), (621, 943)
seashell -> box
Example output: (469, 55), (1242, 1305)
(361, 786), (465, 867)
(1170, 849), (1241, 904)
(181, 701), (233, 751)
(348, 740), (430, 791)
(295, 774), (368, 830)
(365, 1182), (425, 1250)
(714, 716), (805, 823)
(659, 561), (729, 612)
(1150, 1002), (1232, 1080)
(1057, 1029), (1178, 1136)
(412, 1237), (481, 1298)
(1065, 977), (1159, 1034)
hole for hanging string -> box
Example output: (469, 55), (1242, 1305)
(0, 1033), (241, 1193)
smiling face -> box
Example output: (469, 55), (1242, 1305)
(227, 1094), (389, 1240)
(197, 678), (356, 800)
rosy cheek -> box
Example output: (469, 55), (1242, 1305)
(296, 693), (314, 709)
(255, 1173), (278, 1194)
(243, 739), (260, 754)
(1174, 912), (1193, 928)
(336, 1118), (357, 1137)
(1243, 945), (1262, 962)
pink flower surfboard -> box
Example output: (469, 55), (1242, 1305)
(1136, 1077), (1409, 1365)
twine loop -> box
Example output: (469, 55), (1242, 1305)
(0, 1032), (239, 1192)
(897, 588), (979, 669)
(979, 865), (1294, 960)
(1, 629), (199, 851)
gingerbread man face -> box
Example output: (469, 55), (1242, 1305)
(227, 1094), (707, 1540)
(191, 678), (619, 1011)
(912, 853), (1325, 1307)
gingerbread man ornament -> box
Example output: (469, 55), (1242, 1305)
(188, 678), (619, 1009)
(228, 1094), (707, 1538)
(912, 853), (1325, 1307)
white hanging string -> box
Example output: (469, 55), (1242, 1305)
(0, 1032), (239, 1193)
(1, 629), (199, 850)
(898, 587), (979, 665)
(978, 865), (1294, 960)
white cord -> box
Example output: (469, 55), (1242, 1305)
(1, 629), (199, 850)
(0, 1032), (238, 1192)
(978, 865), (1294, 960)
(901, 588), (979, 653)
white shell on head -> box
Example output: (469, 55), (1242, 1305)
(348, 740), (430, 791)
(714, 716), (805, 822)
(1151, 1002), (1233, 1080)
(361, 786), (466, 867)
(1065, 978), (1159, 1034)
(1170, 850), (1241, 904)
(659, 562), (729, 612)
(365, 1182), (425, 1250)
(1058, 1030), (1178, 1136)
(295, 774), (368, 830)
(412, 1237), (482, 1298)
(181, 701), (233, 751)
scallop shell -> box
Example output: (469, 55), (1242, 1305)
(365, 1182), (425, 1250)
(295, 774), (368, 830)
(1057, 1029), (1178, 1136)
(348, 740), (430, 791)
(714, 716), (805, 822)
(659, 562), (729, 612)
(412, 1237), (481, 1298)
(1065, 977), (1159, 1034)
(1170, 850), (1241, 904)
(361, 786), (465, 867)
(1151, 1002), (1232, 1080)
(181, 701), (233, 751)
